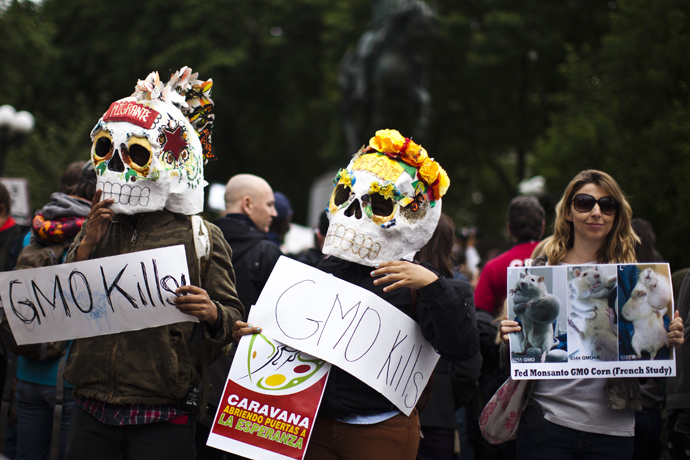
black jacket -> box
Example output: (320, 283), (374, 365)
(213, 214), (282, 316)
(316, 257), (480, 419)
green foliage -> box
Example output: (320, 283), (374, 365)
(426, 0), (610, 249)
(534, 0), (690, 268)
(6, 0), (684, 265)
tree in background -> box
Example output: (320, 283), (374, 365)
(533, 0), (690, 268)
(8, 0), (689, 265)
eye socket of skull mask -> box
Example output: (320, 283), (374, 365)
(93, 132), (113, 161)
(370, 193), (394, 216)
(332, 184), (352, 207)
(127, 137), (152, 169)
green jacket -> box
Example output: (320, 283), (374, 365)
(63, 210), (244, 410)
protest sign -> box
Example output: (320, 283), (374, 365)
(507, 263), (676, 379)
(207, 333), (330, 460)
(248, 256), (440, 416)
(0, 245), (197, 345)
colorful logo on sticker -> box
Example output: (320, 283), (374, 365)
(233, 334), (328, 396)
(103, 101), (160, 129)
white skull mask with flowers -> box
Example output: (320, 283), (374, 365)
(90, 67), (216, 215)
(323, 129), (450, 266)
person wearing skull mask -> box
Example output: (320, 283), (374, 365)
(61, 68), (244, 460)
(235, 130), (480, 459)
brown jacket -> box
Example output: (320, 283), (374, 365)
(63, 210), (244, 409)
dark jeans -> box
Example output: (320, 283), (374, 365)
(416, 427), (454, 460)
(668, 411), (690, 460)
(633, 408), (662, 460)
(66, 404), (196, 460)
(516, 404), (634, 460)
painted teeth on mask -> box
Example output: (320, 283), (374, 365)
(325, 224), (381, 260)
(98, 181), (151, 206)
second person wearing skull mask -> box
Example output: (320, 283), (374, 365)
(234, 130), (480, 460)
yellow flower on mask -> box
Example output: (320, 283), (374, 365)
(435, 166), (450, 200)
(369, 129), (406, 154)
(419, 158), (440, 185)
(370, 181), (397, 201)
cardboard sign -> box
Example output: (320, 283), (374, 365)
(0, 245), (197, 345)
(207, 333), (330, 460)
(507, 263), (676, 379)
(248, 256), (440, 415)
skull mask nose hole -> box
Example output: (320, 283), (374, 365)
(344, 199), (362, 219)
(108, 145), (126, 172)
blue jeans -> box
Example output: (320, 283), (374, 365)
(15, 380), (75, 460)
(516, 404), (634, 460)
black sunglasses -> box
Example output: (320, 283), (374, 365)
(571, 193), (619, 215)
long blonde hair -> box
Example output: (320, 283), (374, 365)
(544, 170), (639, 264)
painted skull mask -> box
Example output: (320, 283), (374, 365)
(90, 67), (214, 215)
(323, 130), (450, 266)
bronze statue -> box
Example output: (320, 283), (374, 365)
(340, 0), (437, 154)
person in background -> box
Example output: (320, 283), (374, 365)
(414, 214), (481, 460)
(0, 181), (27, 459)
(630, 218), (664, 263)
(12, 162), (96, 460)
(294, 210), (329, 268)
(668, 273), (690, 460)
(201, 174), (281, 460)
(0, 182), (24, 272)
(267, 191), (293, 248)
(474, 196), (545, 317)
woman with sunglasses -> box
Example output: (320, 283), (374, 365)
(499, 169), (685, 459)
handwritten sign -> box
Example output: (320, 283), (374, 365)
(249, 256), (439, 416)
(207, 333), (330, 460)
(507, 263), (676, 379)
(0, 245), (197, 345)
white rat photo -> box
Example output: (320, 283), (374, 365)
(567, 266), (618, 361)
(635, 268), (671, 312)
(620, 267), (671, 360)
(509, 272), (561, 362)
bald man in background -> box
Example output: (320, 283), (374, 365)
(214, 174), (281, 314)
(197, 174), (281, 460)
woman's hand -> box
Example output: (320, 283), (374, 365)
(668, 310), (685, 349)
(232, 321), (262, 343)
(499, 316), (521, 345)
(76, 189), (114, 261)
(174, 285), (218, 326)
(370, 260), (438, 292)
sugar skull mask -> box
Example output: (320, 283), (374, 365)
(323, 129), (450, 266)
(90, 67), (216, 215)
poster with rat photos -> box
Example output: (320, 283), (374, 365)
(507, 263), (676, 380)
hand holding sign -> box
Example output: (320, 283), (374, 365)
(232, 321), (262, 343)
(174, 284), (219, 326)
(370, 261), (438, 292)
(76, 189), (114, 262)
(668, 310), (685, 348)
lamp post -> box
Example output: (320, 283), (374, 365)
(0, 104), (35, 177)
